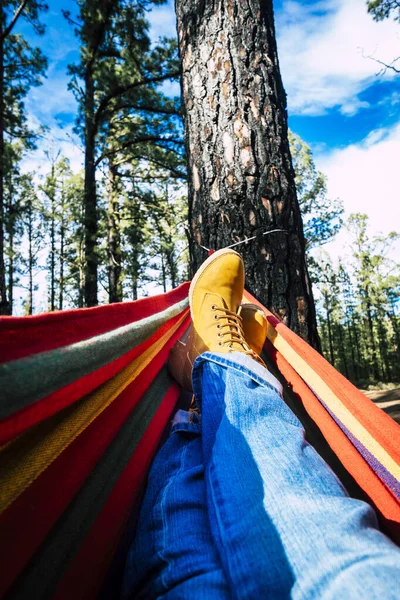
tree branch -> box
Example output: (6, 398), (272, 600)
(117, 102), (181, 116)
(361, 48), (400, 74)
(95, 135), (184, 167)
(1, 0), (30, 40)
(93, 71), (181, 133)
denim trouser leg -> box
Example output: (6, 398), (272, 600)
(193, 352), (400, 599)
(121, 413), (230, 599)
(123, 352), (400, 599)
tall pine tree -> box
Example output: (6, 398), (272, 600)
(0, 0), (47, 314)
(66, 0), (181, 306)
(175, 0), (320, 346)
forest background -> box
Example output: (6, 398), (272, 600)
(1, 0), (399, 389)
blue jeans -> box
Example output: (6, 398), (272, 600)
(122, 353), (400, 599)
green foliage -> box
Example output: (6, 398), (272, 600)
(289, 131), (343, 251)
(64, 0), (184, 305)
(0, 0), (48, 314)
(367, 0), (400, 21)
(2, 1), (48, 142)
(19, 173), (44, 315)
(119, 162), (188, 298)
(66, 0), (182, 168)
(313, 214), (400, 385)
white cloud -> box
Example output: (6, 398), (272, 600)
(147, 1), (177, 42)
(21, 120), (83, 179)
(314, 120), (400, 261)
(276, 0), (400, 115)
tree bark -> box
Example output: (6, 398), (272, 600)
(59, 182), (65, 311)
(107, 162), (122, 303)
(27, 193), (33, 315)
(50, 162), (56, 311)
(6, 166), (14, 313)
(175, 0), (319, 346)
(0, 15), (10, 315)
(337, 322), (349, 379)
(84, 67), (98, 306)
(364, 281), (380, 381)
(324, 296), (335, 366)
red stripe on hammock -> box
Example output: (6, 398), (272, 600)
(244, 290), (400, 468)
(0, 309), (190, 446)
(0, 283), (190, 363)
(0, 317), (189, 599)
(53, 384), (180, 600)
(264, 341), (400, 544)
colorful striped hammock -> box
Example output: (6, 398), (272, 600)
(1, 282), (400, 599)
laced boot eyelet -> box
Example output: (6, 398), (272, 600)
(210, 304), (217, 311)
(217, 332), (223, 338)
(214, 314), (219, 320)
(216, 324), (221, 329)
(218, 341), (224, 346)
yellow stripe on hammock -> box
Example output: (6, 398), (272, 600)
(266, 322), (400, 485)
(0, 310), (189, 516)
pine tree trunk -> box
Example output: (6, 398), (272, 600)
(346, 313), (359, 382)
(325, 301), (335, 366)
(132, 276), (138, 301)
(78, 237), (85, 309)
(364, 284), (379, 381)
(0, 20), (10, 315)
(50, 162), (56, 311)
(27, 196), (33, 315)
(8, 226), (13, 313)
(6, 172), (14, 313)
(175, 0), (319, 347)
(84, 68), (98, 306)
(59, 184), (65, 311)
(107, 162), (122, 303)
(338, 323), (349, 379)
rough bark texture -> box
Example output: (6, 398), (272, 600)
(0, 15), (10, 315)
(59, 186), (65, 311)
(175, 0), (319, 346)
(107, 163), (122, 303)
(49, 163), (56, 312)
(27, 194), (33, 315)
(84, 67), (98, 307)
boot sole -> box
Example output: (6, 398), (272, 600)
(189, 248), (243, 320)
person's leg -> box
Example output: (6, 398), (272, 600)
(194, 351), (400, 600)
(121, 410), (230, 599)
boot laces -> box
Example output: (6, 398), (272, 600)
(211, 305), (265, 366)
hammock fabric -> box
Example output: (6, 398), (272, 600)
(1, 282), (400, 599)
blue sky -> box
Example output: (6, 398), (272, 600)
(16, 0), (400, 265)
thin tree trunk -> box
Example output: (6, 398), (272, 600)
(59, 182), (65, 310)
(325, 301), (335, 366)
(364, 284), (379, 380)
(79, 236), (85, 309)
(84, 67), (98, 306)
(6, 167), (14, 313)
(346, 311), (359, 382)
(107, 162), (122, 303)
(132, 276), (138, 301)
(27, 195), (33, 315)
(338, 323), (349, 379)
(176, 0), (320, 347)
(158, 225), (167, 293)
(8, 227), (13, 312)
(50, 162), (56, 311)
(0, 17), (9, 315)
(377, 318), (390, 381)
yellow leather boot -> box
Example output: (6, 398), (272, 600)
(168, 249), (267, 392)
(239, 303), (269, 355)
